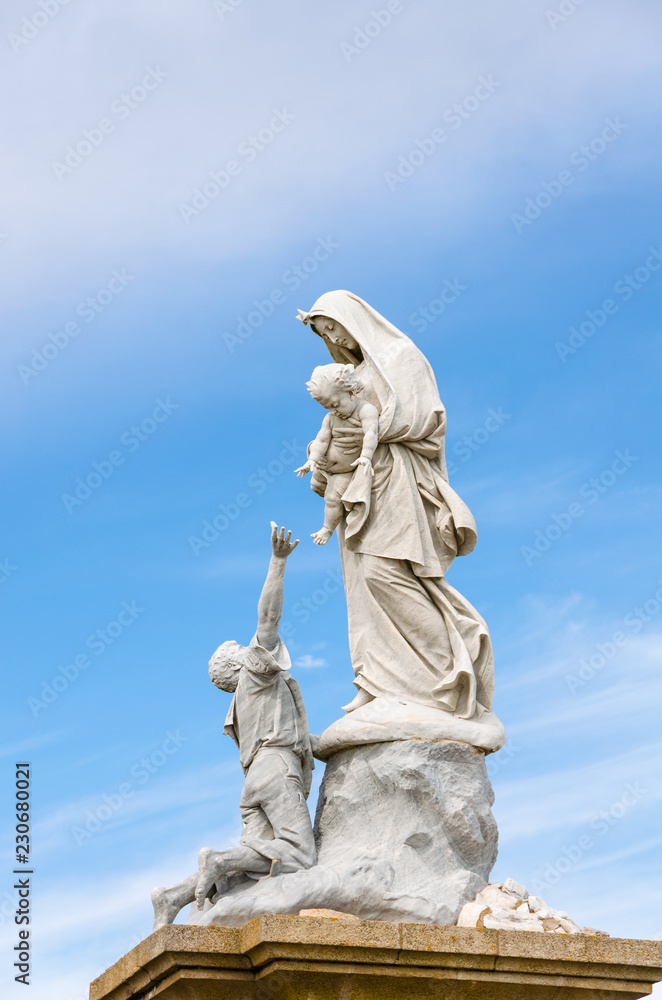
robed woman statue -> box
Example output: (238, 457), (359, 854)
(297, 291), (504, 754)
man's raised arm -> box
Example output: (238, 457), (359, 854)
(255, 522), (299, 650)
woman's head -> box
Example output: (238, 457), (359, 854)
(310, 316), (359, 351)
(299, 291), (446, 454)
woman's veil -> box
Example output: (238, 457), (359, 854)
(299, 290), (447, 472)
(299, 290), (478, 559)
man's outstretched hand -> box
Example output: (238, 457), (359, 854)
(270, 521), (299, 559)
(257, 523), (298, 646)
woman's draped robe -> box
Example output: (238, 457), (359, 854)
(300, 291), (494, 722)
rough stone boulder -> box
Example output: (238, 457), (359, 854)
(193, 740), (498, 927)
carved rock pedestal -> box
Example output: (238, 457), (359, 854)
(188, 739), (497, 927)
(90, 917), (662, 1000)
(312, 739), (498, 923)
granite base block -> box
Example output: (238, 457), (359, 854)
(90, 915), (662, 1000)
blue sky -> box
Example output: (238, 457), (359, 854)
(1, 0), (662, 996)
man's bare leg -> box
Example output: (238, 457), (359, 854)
(195, 845), (270, 909)
(153, 858), (249, 928)
(151, 872), (199, 930)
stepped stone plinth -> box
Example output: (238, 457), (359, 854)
(90, 915), (662, 1000)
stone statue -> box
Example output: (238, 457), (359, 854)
(151, 292), (504, 930)
(294, 363), (379, 546)
(151, 523), (316, 930)
(296, 292), (505, 746)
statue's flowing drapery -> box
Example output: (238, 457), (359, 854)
(300, 291), (494, 721)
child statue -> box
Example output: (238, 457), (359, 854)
(295, 363), (379, 544)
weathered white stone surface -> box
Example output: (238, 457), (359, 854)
(153, 296), (512, 932)
(316, 695), (506, 758)
(457, 880), (607, 935)
(193, 740), (498, 927)
(298, 292), (500, 737)
(152, 525), (318, 930)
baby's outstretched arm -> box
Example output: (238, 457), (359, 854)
(352, 403), (379, 472)
(295, 414), (332, 477)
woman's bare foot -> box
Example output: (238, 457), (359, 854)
(341, 687), (375, 713)
(151, 886), (182, 931)
(311, 527), (333, 545)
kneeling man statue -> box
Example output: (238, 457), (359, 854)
(152, 522), (316, 929)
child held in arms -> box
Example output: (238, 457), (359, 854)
(295, 364), (379, 545)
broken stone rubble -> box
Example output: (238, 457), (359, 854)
(456, 878), (609, 936)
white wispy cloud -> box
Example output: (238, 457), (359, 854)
(1, 0), (660, 314)
(24, 758), (243, 855)
(295, 653), (328, 668)
(0, 727), (68, 759)
(495, 740), (662, 841)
